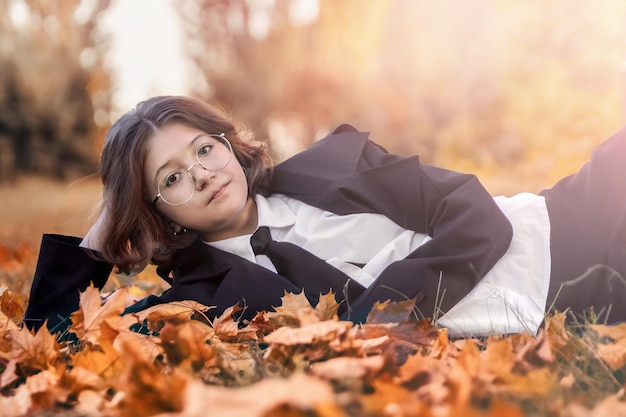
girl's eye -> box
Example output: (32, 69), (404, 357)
(198, 143), (213, 157)
(164, 172), (181, 187)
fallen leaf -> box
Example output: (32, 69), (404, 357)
(135, 300), (214, 332)
(213, 304), (258, 343)
(366, 298), (416, 324)
(71, 285), (130, 344)
(263, 321), (352, 346)
(266, 291), (319, 327)
(159, 320), (217, 372)
(314, 291), (340, 321)
(154, 373), (335, 417)
(310, 355), (385, 380)
(589, 323), (626, 371)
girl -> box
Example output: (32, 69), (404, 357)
(23, 96), (626, 337)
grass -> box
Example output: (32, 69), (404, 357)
(0, 176), (101, 293)
(0, 175), (102, 246)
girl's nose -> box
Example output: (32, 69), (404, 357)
(189, 163), (214, 188)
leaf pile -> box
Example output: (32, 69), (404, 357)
(2, 284), (626, 416)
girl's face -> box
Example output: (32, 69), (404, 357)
(144, 123), (257, 241)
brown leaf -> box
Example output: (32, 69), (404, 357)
(159, 320), (217, 372)
(267, 291), (319, 327)
(314, 291), (340, 321)
(590, 323), (626, 371)
(59, 365), (106, 393)
(135, 300), (214, 332)
(513, 330), (554, 373)
(263, 321), (353, 346)
(0, 289), (25, 325)
(213, 304), (258, 343)
(366, 298), (416, 324)
(310, 355), (385, 380)
(545, 311), (570, 349)
(155, 373), (335, 417)
(71, 285), (131, 344)
(71, 340), (123, 378)
(361, 380), (427, 416)
(114, 337), (189, 417)
(7, 324), (61, 371)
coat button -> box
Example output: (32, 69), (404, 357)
(489, 289), (500, 298)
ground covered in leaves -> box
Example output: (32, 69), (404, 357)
(2, 283), (626, 417)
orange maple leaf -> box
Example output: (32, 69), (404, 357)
(135, 300), (214, 332)
(71, 284), (131, 345)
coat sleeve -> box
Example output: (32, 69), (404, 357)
(23, 234), (113, 333)
(272, 125), (514, 322)
(340, 135), (514, 322)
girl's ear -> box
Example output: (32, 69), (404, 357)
(170, 222), (188, 236)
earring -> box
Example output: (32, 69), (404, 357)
(173, 227), (187, 236)
(242, 167), (248, 174)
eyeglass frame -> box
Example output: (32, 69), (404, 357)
(151, 133), (233, 206)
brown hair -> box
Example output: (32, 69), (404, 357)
(97, 95), (272, 272)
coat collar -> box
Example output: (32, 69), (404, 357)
(269, 125), (370, 198)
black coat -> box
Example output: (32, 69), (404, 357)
(24, 125), (513, 332)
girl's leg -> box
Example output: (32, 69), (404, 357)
(542, 127), (626, 324)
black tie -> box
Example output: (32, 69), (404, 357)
(250, 226), (365, 310)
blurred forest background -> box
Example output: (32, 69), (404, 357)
(1, 0), (626, 257)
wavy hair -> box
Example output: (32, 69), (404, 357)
(97, 95), (272, 271)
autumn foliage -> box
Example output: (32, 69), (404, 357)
(2, 281), (626, 416)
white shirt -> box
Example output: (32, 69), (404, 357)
(205, 193), (551, 337)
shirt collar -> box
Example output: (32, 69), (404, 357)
(255, 194), (296, 229)
(200, 194), (296, 259)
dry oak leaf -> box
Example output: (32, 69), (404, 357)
(589, 322), (626, 371)
(135, 299), (214, 332)
(153, 372), (336, 417)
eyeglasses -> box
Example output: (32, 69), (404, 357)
(152, 133), (233, 206)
